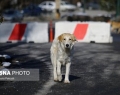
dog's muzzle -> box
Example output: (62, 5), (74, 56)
(66, 44), (69, 48)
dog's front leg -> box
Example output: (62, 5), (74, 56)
(57, 60), (62, 81)
(52, 55), (58, 81)
(53, 64), (58, 81)
(64, 62), (71, 83)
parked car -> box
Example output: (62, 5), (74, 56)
(38, 1), (76, 12)
(60, 1), (76, 11)
(3, 9), (23, 22)
(23, 4), (42, 16)
(86, 2), (100, 10)
(38, 1), (55, 12)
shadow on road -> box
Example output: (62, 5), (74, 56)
(112, 33), (120, 43)
(62, 75), (80, 82)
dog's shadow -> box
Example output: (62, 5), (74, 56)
(62, 75), (80, 82)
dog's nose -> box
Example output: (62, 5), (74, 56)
(66, 44), (69, 47)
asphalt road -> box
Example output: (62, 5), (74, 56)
(0, 43), (51, 95)
(0, 35), (120, 95)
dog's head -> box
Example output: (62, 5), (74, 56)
(58, 33), (77, 49)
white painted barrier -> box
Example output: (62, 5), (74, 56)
(23, 22), (48, 43)
(55, 21), (113, 43)
(0, 22), (49, 43)
(0, 23), (15, 43)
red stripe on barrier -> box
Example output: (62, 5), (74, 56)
(9, 24), (27, 40)
(73, 24), (88, 40)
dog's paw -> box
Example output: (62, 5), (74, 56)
(58, 75), (62, 82)
(64, 80), (70, 83)
(54, 78), (58, 82)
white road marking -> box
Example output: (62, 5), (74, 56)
(35, 62), (56, 95)
(28, 54), (56, 95)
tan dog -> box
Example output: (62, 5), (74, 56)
(50, 33), (77, 83)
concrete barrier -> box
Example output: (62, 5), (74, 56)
(22, 22), (48, 43)
(55, 21), (113, 43)
(0, 22), (49, 43)
(0, 23), (15, 43)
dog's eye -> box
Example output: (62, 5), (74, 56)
(64, 39), (66, 40)
(69, 39), (71, 40)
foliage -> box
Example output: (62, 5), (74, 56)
(100, 0), (116, 11)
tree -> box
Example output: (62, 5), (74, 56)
(100, 0), (116, 11)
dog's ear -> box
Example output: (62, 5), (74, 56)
(58, 34), (63, 42)
(71, 34), (77, 42)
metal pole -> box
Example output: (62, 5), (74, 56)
(55, 0), (60, 19)
(82, 0), (86, 13)
(116, 0), (120, 16)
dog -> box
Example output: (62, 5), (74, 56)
(50, 33), (77, 83)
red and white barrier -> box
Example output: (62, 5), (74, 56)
(55, 21), (113, 43)
(0, 23), (15, 43)
(22, 22), (48, 43)
(0, 22), (49, 43)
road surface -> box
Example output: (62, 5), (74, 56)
(0, 35), (120, 95)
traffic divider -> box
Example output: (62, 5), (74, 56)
(0, 22), (49, 43)
(55, 21), (113, 43)
(0, 22), (113, 43)
(22, 22), (48, 43)
(0, 23), (15, 43)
